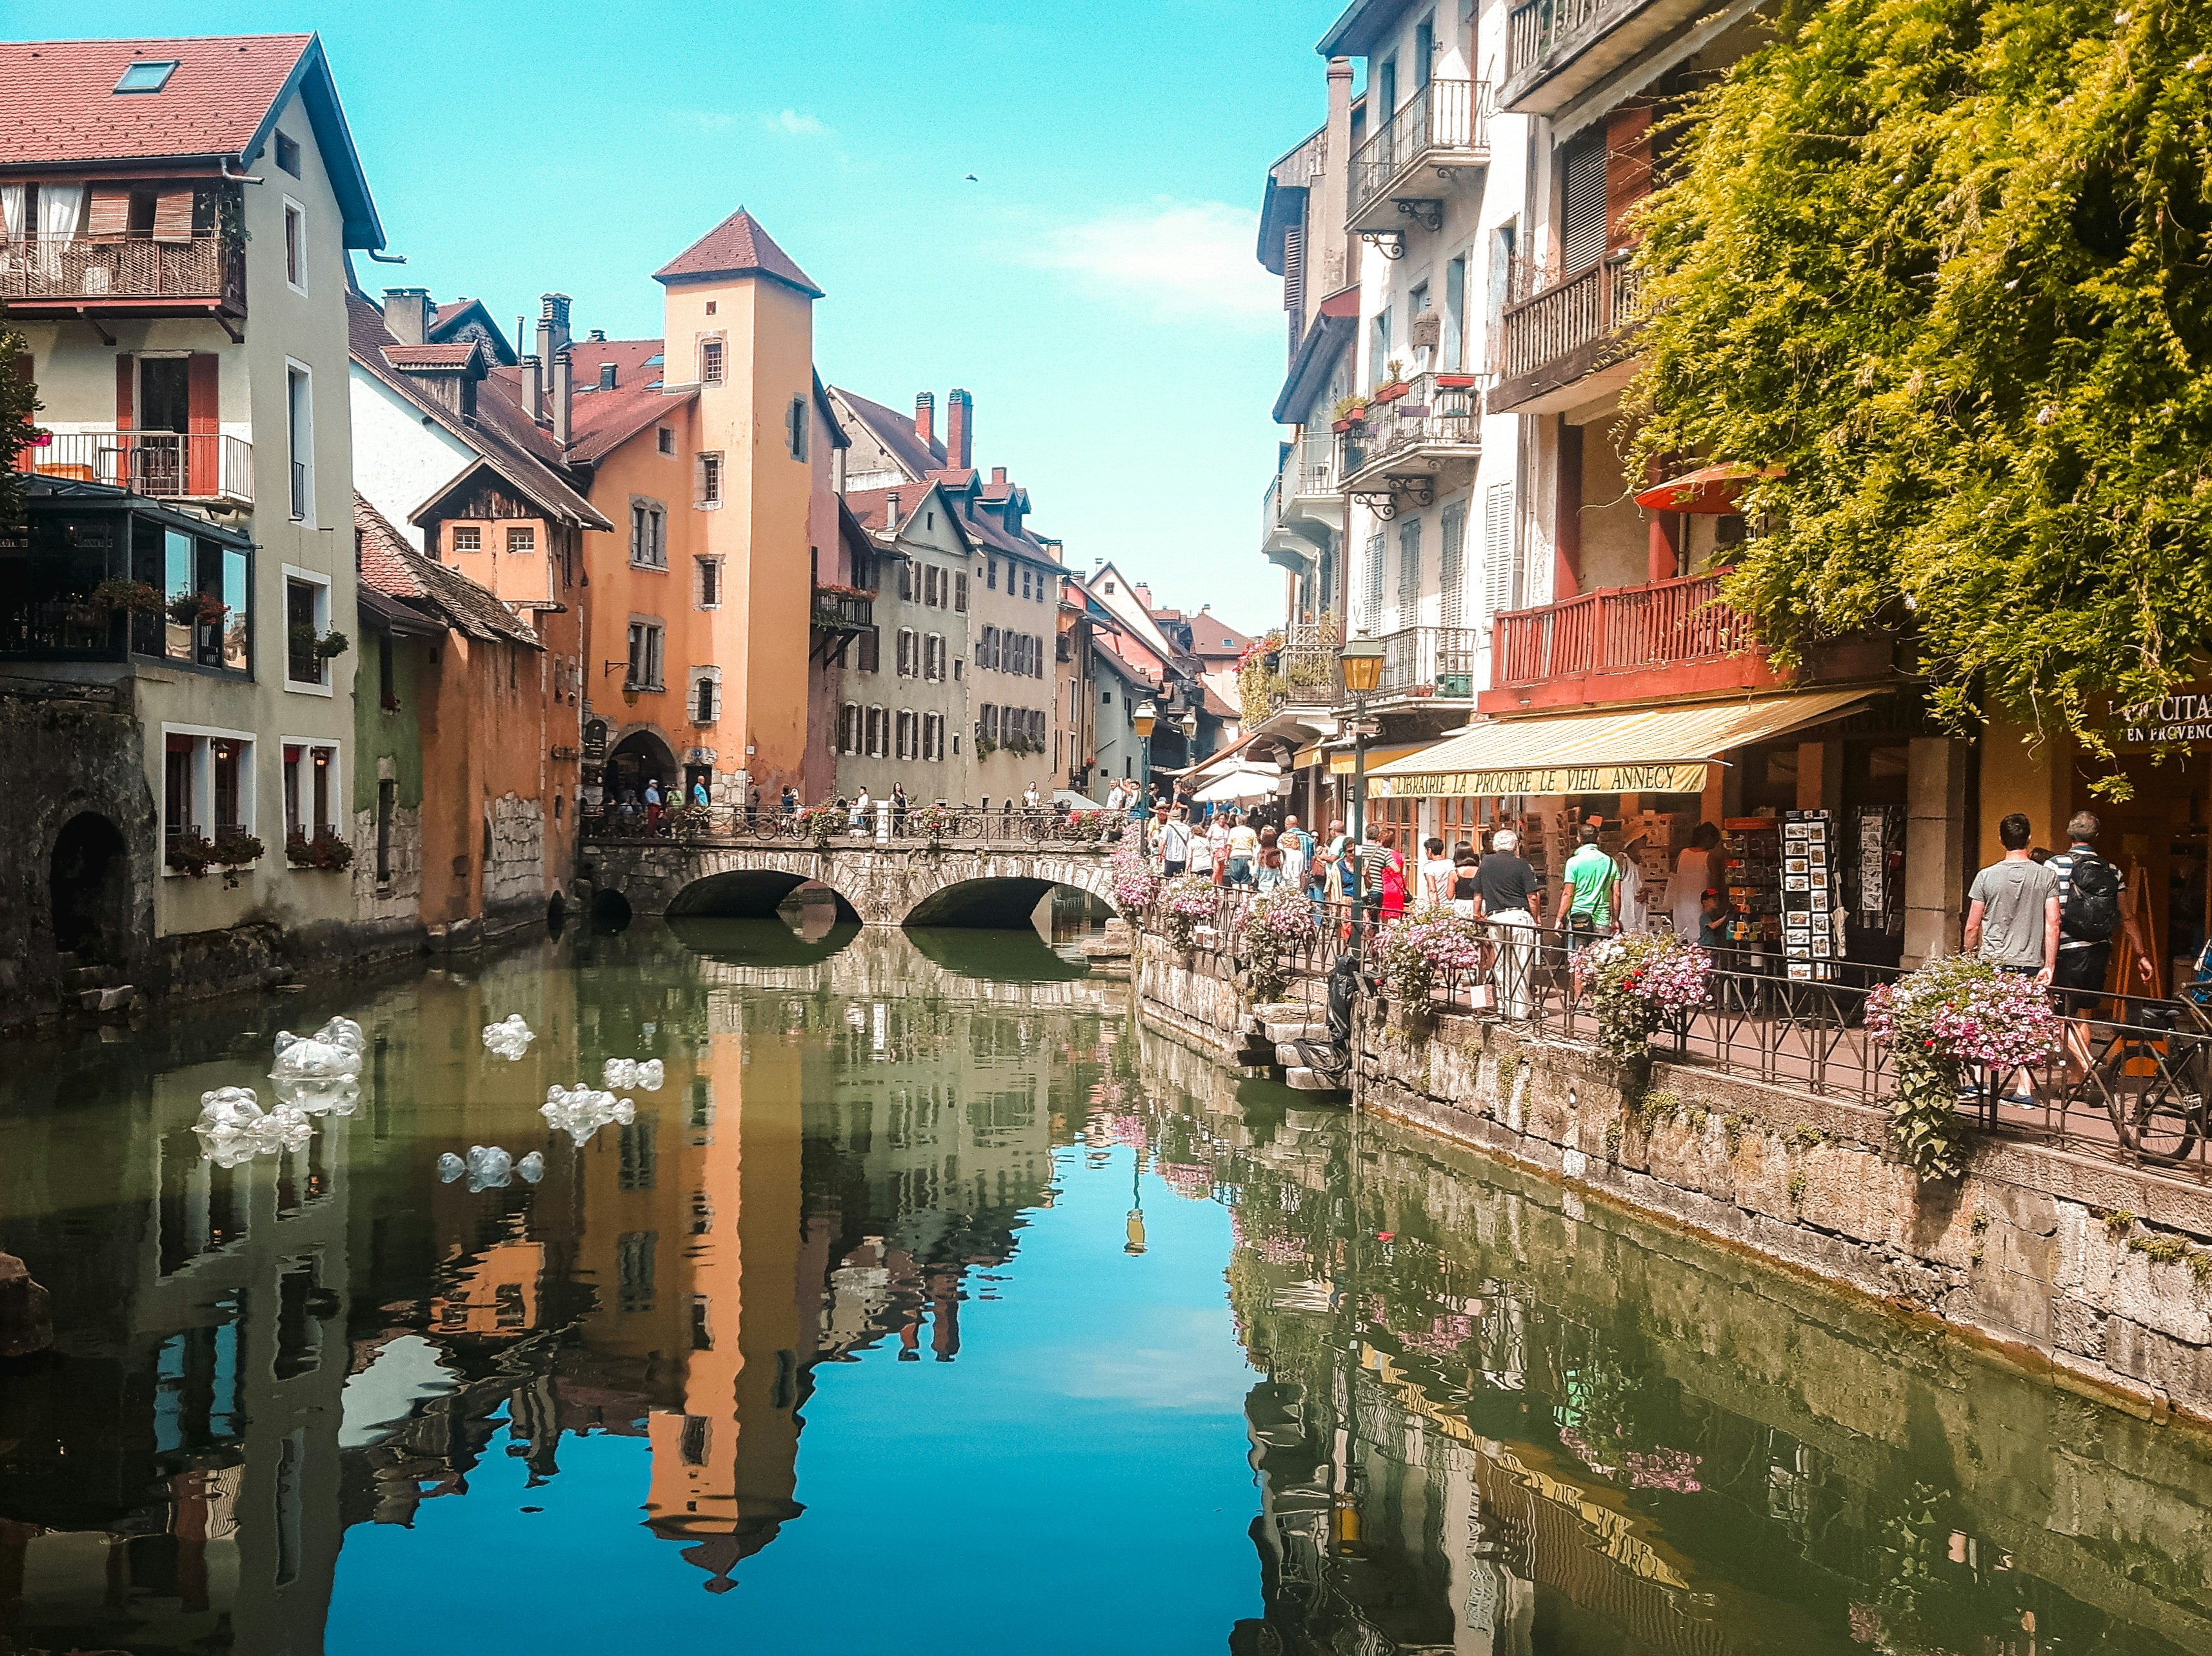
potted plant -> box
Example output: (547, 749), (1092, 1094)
(1330, 394), (1370, 432)
(1374, 360), (1411, 403)
(285, 830), (355, 871)
(1581, 932), (1711, 1081)
(166, 833), (217, 878)
(1433, 371), (1478, 390)
(169, 591), (227, 629)
(314, 628), (350, 661)
(90, 577), (163, 615)
(1865, 955), (2060, 1179)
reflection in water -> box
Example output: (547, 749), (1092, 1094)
(1, 921), (2210, 1655)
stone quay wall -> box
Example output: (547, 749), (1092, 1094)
(1133, 933), (2212, 1426)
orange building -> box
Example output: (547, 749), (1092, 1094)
(530, 210), (848, 813)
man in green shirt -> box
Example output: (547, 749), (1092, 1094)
(1554, 823), (1619, 956)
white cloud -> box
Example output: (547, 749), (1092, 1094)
(761, 109), (830, 137)
(1022, 199), (1281, 327)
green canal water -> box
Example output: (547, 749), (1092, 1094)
(1, 915), (2210, 1655)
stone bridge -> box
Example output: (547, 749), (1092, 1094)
(579, 836), (1120, 928)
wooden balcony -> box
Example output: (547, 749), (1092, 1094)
(1347, 79), (1490, 235)
(1500, 0), (1715, 114)
(1488, 250), (1644, 415)
(812, 586), (874, 632)
(22, 430), (252, 506)
(1484, 572), (1780, 711)
(0, 232), (246, 321)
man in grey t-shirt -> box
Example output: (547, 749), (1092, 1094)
(1964, 812), (2060, 982)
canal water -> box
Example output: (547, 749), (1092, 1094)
(3, 917), (2211, 1655)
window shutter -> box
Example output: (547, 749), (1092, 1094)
(954, 572), (968, 612)
(1362, 532), (1385, 632)
(1397, 519), (1421, 630)
(85, 186), (130, 239)
(1559, 132), (1609, 273)
(115, 354), (134, 429)
(1483, 483), (1516, 617)
(1439, 501), (1467, 630)
(154, 186), (195, 244)
(899, 561), (913, 601)
(187, 353), (219, 496)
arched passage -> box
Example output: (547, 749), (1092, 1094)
(903, 877), (1113, 930)
(48, 812), (129, 962)
(605, 728), (680, 806)
(667, 869), (861, 923)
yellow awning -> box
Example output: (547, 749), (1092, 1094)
(1365, 690), (1872, 798)
(1327, 743), (1430, 777)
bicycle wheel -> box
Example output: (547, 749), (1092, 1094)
(2129, 1050), (2207, 1165)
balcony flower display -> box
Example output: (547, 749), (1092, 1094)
(284, 830), (354, 872)
(1241, 884), (1319, 1003)
(1159, 872), (1220, 952)
(1373, 360), (1411, 403)
(1331, 394), (1370, 432)
(89, 578), (163, 614)
(1582, 932), (1711, 1067)
(1866, 954), (2061, 1179)
(1375, 910), (1485, 1009)
(1111, 841), (1160, 912)
(168, 591), (228, 628)
(913, 802), (957, 845)
(796, 803), (841, 847)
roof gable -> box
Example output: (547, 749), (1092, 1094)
(653, 207), (822, 297)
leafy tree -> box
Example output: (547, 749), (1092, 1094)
(0, 308), (34, 525)
(1626, 0), (2212, 789)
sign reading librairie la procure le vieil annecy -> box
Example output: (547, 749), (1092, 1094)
(1370, 762), (1710, 798)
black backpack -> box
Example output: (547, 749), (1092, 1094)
(2064, 852), (2122, 942)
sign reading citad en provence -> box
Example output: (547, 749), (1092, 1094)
(1371, 762), (1710, 799)
(2114, 688), (2212, 750)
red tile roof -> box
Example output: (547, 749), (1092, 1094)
(355, 490), (424, 599)
(354, 492), (540, 648)
(829, 386), (946, 480)
(381, 341), (480, 370)
(653, 208), (822, 297)
(0, 34), (308, 165)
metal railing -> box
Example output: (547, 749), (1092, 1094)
(581, 803), (1134, 848)
(1506, 0), (1644, 87)
(1496, 249), (1643, 385)
(290, 461), (310, 521)
(1339, 370), (1481, 483)
(21, 430), (253, 503)
(1246, 619), (1346, 724)
(1377, 623), (1480, 701)
(1163, 892), (2212, 1186)
(812, 586), (874, 630)
(1492, 571), (1753, 689)
(0, 232), (244, 306)
(1348, 79), (1490, 225)
(1296, 428), (1337, 496)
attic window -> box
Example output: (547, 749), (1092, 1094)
(599, 363), (617, 390)
(114, 59), (179, 93)
(275, 131), (301, 176)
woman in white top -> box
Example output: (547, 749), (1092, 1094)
(1419, 836), (1455, 910)
(1204, 813), (1231, 886)
(1671, 822), (1722, 939)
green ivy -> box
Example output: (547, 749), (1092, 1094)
(0, 312), (36, 524)
(1626, 0), (2212, 788)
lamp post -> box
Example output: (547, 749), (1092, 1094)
(1340, 632), (1385, 848)
(1131, 698), (1158, 825)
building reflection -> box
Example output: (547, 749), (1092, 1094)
(0, 919), (1105, 1646)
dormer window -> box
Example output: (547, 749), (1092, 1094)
(599, 363), (617, 390)
(114, 60), (179, 94)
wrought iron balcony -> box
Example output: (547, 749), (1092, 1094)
(1337, 372), (1482, 510)
(1245, 619), (1346, 726)
(1489, 249), (1644, 415)
(1373, 624), (1480, 704)
(812, 585), (875, 632)
(0, 232), (246, 316)
(1348, 80), (1490, 235)
(21, 430), (253, 506)
(1491, 572), (1753, 692)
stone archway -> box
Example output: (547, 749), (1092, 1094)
(606, 727), (680, 806)
(666, 866), (860, 923)
(48, 812), (130, 963)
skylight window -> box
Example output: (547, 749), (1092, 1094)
(114, 59), (179, 94)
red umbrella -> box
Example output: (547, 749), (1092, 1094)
(1634, 463), (1786, 514)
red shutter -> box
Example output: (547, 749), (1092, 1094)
(85, 186), (130, 239)
(114, 355), (134, 430)
(154, 186), (195, 244)
(187, 353), (219, 496)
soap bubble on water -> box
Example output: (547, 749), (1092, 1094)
(272, 1015), (366, 1082)
(194, 1086), (312, 1166)
(481, 1015), (535, 1060)
(272, 1074), (361, 1117)
(542, 1084), (635, 1145)
(439, 1146), (546, 1189)
(601, 1057), (663, 1092)
(437, 1152), (466, 1183)
(516, 1151), (544, 1183)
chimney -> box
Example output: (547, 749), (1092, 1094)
(551, 348), (573, 448)
(885, 490), (902, 534)
(914, 391), (936, 450)
(588, 328), (606, 343)
(946, 388), (973, 470)
(521, 354), (544, 425)
(991, 465), (1007, 486)
(383, 286), (432, 345)
(1321, 59), (1355, 295)
(534, 293), (572, 384)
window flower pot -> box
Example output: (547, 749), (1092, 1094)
(1433, 373), (1477, 390)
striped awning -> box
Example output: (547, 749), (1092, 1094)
(1365, 690), (1871, 797)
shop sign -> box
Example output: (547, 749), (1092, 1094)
(582, 719), (609, 763)
(2114, 688), (2212, 749)
(1371, 762), (1709, 798)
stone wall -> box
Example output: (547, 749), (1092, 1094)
(1131, 933), (2212, 1426)
(486, 793), (545, 909)
(351, 799), (423, 927)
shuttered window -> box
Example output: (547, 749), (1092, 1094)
(1360, 532), (1386, 635)
(1558, 132), (1609, 274)
(1397, 519), (1422, 630)
(1482, 482), (1517, 618)
(154, 186), (195, 244)
(1439, 501), (1467, 630)
(86, 185), (131, 239)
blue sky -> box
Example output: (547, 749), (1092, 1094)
(77, 0), (1351, 632)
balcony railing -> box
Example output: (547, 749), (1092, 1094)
(812, 586), (875, 632)
(1248, 619), (1346, 725)
(1339, 371), (1482, 486)
(1348, 79), (1490, 230)
(1492, 571), (1752, 690)
(1375, 623), (1480, 702)
(21, 430), (253, 504)
(1495, 248), (1644, 389)
(0, 232), (244, 308)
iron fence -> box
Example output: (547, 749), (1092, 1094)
(581, 803), (1134, 848)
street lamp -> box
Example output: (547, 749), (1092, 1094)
(1340, 632), (1385, 848)
(1131, 698), (1158, 824)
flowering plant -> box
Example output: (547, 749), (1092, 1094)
(912, 802), (956, 844)
(1241, 884), (1319, 1002)
(1582, 932), (1711, 1065)
(1866, 953), (2061, 1178)
(1374, 910), (1485, 1007)
(1110, 841), (1160, 912)
(795, 804), (841, 848)
(1159, 872), (1220, 951)
(284, 830), (354, 871)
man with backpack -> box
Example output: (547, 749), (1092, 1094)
(2048, 813), (2154, 1083)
